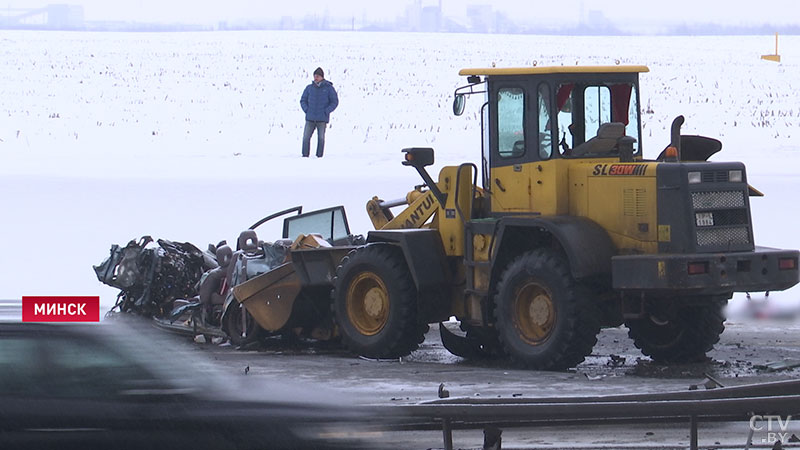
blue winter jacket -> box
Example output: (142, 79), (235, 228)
(300, 80), (339, 123)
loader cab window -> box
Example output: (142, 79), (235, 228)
(623, 84), (641, 153)
(497, 87), (525, 158)
(556, 84), (574, 154)
(558, 82), (641, 157)
(593, 83), (641, 154)
(537, 83), (553, 160)
(584, 85), (611, 141)
(481, 101), (490, 189)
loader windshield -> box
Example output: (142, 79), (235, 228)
(497, 87), (525, 158)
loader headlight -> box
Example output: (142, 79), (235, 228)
(729, 170), (743, 183)
(688, 171), (702, 184)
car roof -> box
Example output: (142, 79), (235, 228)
(459, 65), (650, 76)
(0, 315), (356, 409)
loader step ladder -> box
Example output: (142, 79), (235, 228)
(464, 220), (499, 323)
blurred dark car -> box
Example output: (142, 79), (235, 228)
(0, 319), (384, 450)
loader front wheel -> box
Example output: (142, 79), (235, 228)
(494, 249), (599, 370)
(333, 245), (423, 359)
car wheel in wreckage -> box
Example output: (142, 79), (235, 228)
(223, 296), (264, 346)
(333, 245), (425, 359)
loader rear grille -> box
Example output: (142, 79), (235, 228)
(691, 189), (751, 250)
(709, 209), (749, 226)
(702, 170), (729, 183)
(691, 191), (745, 209)
(696, 227), (751, 247)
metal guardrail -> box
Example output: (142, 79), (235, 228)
(394, 379), (800, 450)
(0, 299), (22, 322)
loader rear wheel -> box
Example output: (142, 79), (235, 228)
(626, 298), (726, 363)
(333, 245), (423, 359)
(494, 249), (599, 370)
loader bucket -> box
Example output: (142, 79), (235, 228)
(232, 262), (302, 332)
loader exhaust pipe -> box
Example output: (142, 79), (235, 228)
(669, 115), (685, 161)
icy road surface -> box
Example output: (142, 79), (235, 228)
(168, 319), (800, 449)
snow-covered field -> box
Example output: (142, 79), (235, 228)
(1, 30), (798, 314)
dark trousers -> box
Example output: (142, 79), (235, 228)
(302, 120), (327, 157)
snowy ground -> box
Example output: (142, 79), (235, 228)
(1, 30), (798, 316)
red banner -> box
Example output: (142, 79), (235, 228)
(22, 296), (100, 322)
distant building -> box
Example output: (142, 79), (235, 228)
(302, 14), (321, 30)
(420, 5), (442, 32)
(585, 9), (616, 33)
(493, 11), (517, 34)
(466, 4), (492, 33)
(280, 16), (294, 30)
(1, 4), (84, 30)
(403, 0), (443, 32)
(46, 4), (84, 28)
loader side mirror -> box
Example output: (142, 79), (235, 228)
(453, 94), (465, 116)
(401, 147), (448, 210)
(402, 147), (434, 168)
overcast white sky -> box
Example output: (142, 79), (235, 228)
(2, 0), (798, 26)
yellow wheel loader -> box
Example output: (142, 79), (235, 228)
(235, 66), (799, 370)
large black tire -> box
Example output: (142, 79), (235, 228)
(224, 299), (264, 346)
(493, 249), (600, 370)
(626, 298), (726, 363)
(333, 245), (424, 359)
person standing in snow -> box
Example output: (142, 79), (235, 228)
(300, 67), (339, 158)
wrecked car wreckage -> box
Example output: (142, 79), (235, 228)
(94, 236), (214, 318)
(94, 206), (365, 346)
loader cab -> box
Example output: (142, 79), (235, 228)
(454, 65), (648, 213)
